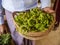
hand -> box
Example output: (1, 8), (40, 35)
(0, 24), (5, 35)
(43, 7), (55, 13)
(0, 25), (4, 35)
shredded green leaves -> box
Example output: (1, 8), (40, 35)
(0, 33), (11, 45)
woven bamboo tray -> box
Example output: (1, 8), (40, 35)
(12, 12), (56, 40)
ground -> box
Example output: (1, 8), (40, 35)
(35, 23), (60, 45)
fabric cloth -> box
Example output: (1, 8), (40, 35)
(2, 0), (51, 12)
(2, 0), (37, 12)
(5, 10), (33, 45)
(5, 10), (23, 45)
(0, 0), (4, 25)
(40, 0), (51, 9)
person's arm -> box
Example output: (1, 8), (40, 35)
(40, 0), (54, 13)
(40, 0), (51, 9)
(0, 0), (4, 34)
(0, 0), (4, 25)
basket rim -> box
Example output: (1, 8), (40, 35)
(13, 12), (56, 33)
(12, 11), (56, 40)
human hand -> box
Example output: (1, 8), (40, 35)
(43, 7), (55, 13)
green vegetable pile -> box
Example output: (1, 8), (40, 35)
(0, 33), (11, 45)
(14, 8), (54, 34)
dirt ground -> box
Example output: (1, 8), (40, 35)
(35, 23), (60, 45)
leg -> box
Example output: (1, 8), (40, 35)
(5, 10), (24, 45)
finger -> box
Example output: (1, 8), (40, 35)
(44, 9), (55, 13)
(0, 28), (4, 34)
(0, 30), (3, 32)
(48, 10), (55, 14)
